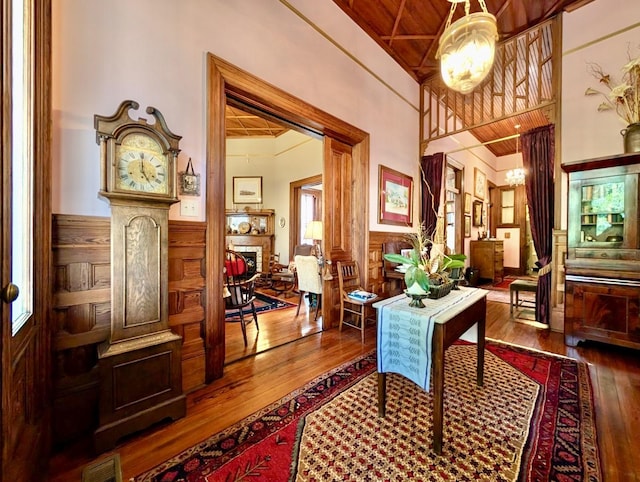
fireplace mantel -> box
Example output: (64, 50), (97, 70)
(226, 234), (274, 273)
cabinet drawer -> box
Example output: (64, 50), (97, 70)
(574, 248), (637, 260)
(565, 279), (640, 347)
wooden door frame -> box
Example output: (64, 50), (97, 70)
(205, 54), (370, 382)
(1, 0), (52, 477)
(289, 174), (323, 260)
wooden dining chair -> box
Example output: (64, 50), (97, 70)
(224, 250), (260, 346)
(337, 260), (378, 343)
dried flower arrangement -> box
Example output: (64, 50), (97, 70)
(585, 45), (640, 126)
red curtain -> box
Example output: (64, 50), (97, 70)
(522, 124), (555, 325)
(420, 152), (445, 237)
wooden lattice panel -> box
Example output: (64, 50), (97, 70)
(420, 18), (559, 157)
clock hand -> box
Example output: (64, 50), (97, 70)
(139, 161), (153, 184)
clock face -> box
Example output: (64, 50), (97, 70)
(115, 133), (169, 194)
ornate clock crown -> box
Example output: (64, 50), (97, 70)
(95, 100), (182, 201)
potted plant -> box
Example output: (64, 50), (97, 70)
(383, 225), (467, 299)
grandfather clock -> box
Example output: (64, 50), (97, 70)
(93, 100), (186, 452)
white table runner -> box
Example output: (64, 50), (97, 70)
(374, 287), (488, 391)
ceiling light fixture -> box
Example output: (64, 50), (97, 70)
(506, 124), (525, 186)
(436, 0), (498, 95)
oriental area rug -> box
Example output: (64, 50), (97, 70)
(133, 340), (601, 482)
(225, 292), (296, 322)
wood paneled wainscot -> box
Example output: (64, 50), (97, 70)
(52, 215), (207, 444)
(368, 231), (412, 297)
(563, 153), (640, 349)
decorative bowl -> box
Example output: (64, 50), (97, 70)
(404, 289), (429, 308)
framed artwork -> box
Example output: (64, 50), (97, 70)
(464, 215), (471, 237)
(378, 165), (413, 226)
(472, 200), (483, 226)
(474, 168), (486, 200)
(233, 176), (262, 204)
(464, 192), (472, 214)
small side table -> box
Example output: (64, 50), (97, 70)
(271, 271), (296, 298)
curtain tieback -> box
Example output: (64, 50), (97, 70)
(537, 264), (552, 277)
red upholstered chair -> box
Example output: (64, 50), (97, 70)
(224, 253), (247, 278)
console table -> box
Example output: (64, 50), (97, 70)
(373, 287), (488, 455)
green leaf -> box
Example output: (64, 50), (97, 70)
(383, 253), (414, 265)
(405, 266), (429, 291)
(441, 253), (466, 271)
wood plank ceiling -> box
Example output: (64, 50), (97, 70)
(332, 0), (594, 156)
(227, 0), (594, 156)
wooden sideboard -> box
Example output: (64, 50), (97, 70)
(470, 239), (504, 283)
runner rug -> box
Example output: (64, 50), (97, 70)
(133, 340), (601, 482)
(225, 292), (296, 321)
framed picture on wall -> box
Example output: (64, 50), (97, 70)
(464, 215), (471, 237)
(474, 168), (486, 200)
(472, 200), (483, 226)
(464, 192), (472, 214)
(233, 176), (263, 204)
(378, 165), (413, 226)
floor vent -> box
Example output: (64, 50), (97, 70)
(81, 453), (123, 482)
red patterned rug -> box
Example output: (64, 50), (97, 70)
(491, 277), (517, 289)
(133, 340), (601, 481)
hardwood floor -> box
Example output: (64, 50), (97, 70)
(47, 299), (640, 481)
(224, 288), (322, 364)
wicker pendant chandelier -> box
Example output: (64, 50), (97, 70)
(436, 0), (498, 94)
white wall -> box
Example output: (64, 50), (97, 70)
(559, 0), (640, 231)
(51, 0), (639, 240)
(562, 0), (640, 163)
(51, 0), (419, 232)
(226, 131), (323, 263)
(425, 131), (499, 257)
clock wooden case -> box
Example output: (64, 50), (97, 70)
(93, 100), (186, 452)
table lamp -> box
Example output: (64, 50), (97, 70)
(304, 221), (323, 259)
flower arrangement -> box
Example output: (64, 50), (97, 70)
(585, 46), (640, 126)
(383, 223), (466, 294)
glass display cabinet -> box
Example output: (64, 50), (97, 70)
(575, 178), (628, 245)
(562, 153), (640, 350)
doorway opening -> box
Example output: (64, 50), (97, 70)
(224, 107), (324, 365)
(208, 53), (370, 381)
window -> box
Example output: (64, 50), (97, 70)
(300, 187), (321, 244)
(10, 0), (35, 335)
(444, 165), (462, 254)
(500, 189), (515, 225)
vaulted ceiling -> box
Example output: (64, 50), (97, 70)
(228, 0), (595, 157)
(332, 0), (593, 84)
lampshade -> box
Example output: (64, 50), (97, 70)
(436, 0), (498, 95)
(304, 221), (323, 241)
